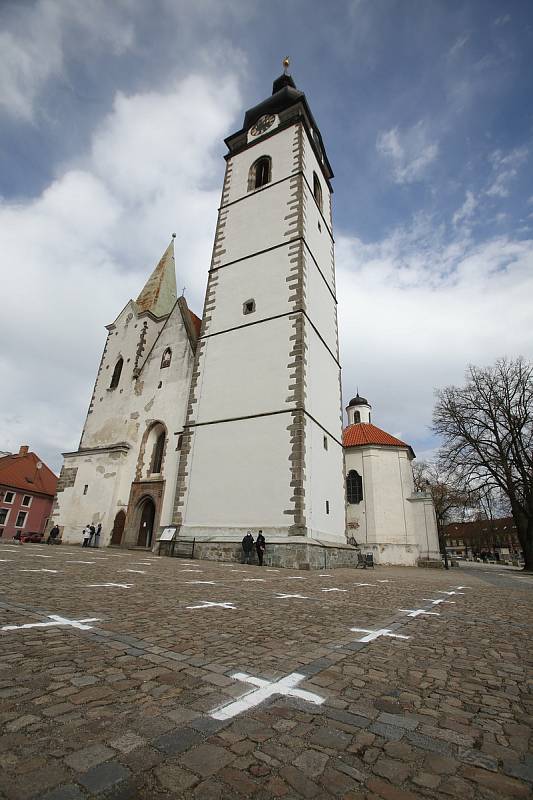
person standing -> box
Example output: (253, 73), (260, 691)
(47, 525), (60, 545)
(94, 523), (101, 548)
(82, 525), (91, 548)
(256, 530), (266, 566)
(88, 524), (95, 547)
(241, 531), (254, 564)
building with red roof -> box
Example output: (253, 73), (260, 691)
(0, 446), (58, 540)
(343, 394), (441, 566)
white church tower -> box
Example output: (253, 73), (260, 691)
(172, 63), (350, 567)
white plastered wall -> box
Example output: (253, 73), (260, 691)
(192, 316), (293, 423)
(181, 415), (292, 534)
(305, 419), (345, 541)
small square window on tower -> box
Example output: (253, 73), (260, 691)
(243, 299), (256, 315)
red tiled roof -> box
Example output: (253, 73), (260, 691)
(189, 311), (202, 338)
(343, 423), (414, 457)
(0, 450), (58, 497)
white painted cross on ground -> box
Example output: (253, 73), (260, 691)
(186, 601), (235, 610)
(275, 593), (309, 599)
(87, 583), (133, 589)
(354, 583), (376, 587)
(186, 580), (217, 585)
(438, 590), (464, 596)
(243, 578), (266, 582)
(20, 569), (59, 573)
(1, 614), (100, 632)
(351, 627), (410, 643)
(321, 588), (347, 593)
(399, 608), (440, 618)
(210, 672), (324, 720)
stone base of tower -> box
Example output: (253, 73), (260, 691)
(356, 542), (443, 567)
(158, 534), (359, 570)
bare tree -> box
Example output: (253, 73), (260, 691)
(433, 357), (533, 571)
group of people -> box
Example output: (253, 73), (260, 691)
(82, 523), (102, 548)
(241, 530), (266, 565)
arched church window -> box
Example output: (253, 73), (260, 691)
(161, 348), (172, 369)
(347, 470), (363, 504)
(110, 357), (123, 389)
(248, 156), (272, 191)
(353, 410), (361, 423)
(151, 431), (165, 475)
(313, 172), (323, 212)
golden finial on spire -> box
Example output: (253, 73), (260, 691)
(282, 56), (290, 74)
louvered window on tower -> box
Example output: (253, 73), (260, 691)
(347, 470), (363, 504)
(248, 156), (272, 191)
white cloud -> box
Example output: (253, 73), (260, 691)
(0, 0), (135, 122)
(376, 122), (439, 184)
(336, 221), (533, 452)
(452, 190), (478, 227)
(486, 146), (528, 198)
(0, 72), (241, 469)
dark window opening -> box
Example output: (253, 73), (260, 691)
(325, 500), (330, 515)
(4, 492), (14, 504)
(83, 485), (88, 495)
(22, 495), (31, 507)
(353, 410), (361, 423)
(248, 156), (272, 191)
(323, 436), (328, 450)
(313, 172), (323, 211)
(243, 299), (256, 315)
(0, 509), (8, 525)
(177, 434), (183, 450)
(161, 348), (172, 369)
(151, 431), (165, 474)
(15, 511), (27, 528)
(347, 470), (363, 504)
(110, 357), (123, 389)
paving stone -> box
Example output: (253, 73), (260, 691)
(152, 726), (203, 755)
(41, 785), (87, 800)
(64, 743), (115, 771)
(461, 765), (531, 797)
(366, 776), (421, 800)
(503, 757), (533, 783)
(279, 765), (321, 798)
(154, 761), (199, 793)
(377, 712), (419, 731)
(457, 747), (499, 772)
(369, 722), (405, 742)
(5, 714), (40, 732)
(180, 743), (235, 777)
(78, 761), (132, 794)
(108, 731), (146, 754)
(293, 749), (329, 777)
(309, 727), (352, 750)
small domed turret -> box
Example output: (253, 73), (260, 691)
(346, 393), (372, 424)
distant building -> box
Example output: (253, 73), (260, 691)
(443, 517), (522, 560)
(0, 446), (58, 540)
(343, 395), (441, 566)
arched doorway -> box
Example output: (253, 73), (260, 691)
(110, 510), (126, 546)
(137, 497), (155, 548)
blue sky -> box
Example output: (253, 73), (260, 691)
(1, 0), (532, 472)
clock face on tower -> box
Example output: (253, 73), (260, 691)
(250, 114), (275, 137)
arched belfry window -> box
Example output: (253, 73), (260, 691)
(313, 172), (323, 212)
(110, 357), (123, 389)
(151, 430), (165, 475)
(353, 410), (361, 423)
(248, 156), (272, 191)
(347, 470), (363, 504)
(161, 348), (172, 369)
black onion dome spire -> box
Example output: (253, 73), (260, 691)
(242, 72), (304, 131)
(347, 393), (369, 408)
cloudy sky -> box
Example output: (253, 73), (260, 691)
(1, 0), (532, 473)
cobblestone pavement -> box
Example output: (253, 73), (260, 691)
(0, 542), (532, 800)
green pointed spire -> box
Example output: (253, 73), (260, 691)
(135, 237), (178, 318)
